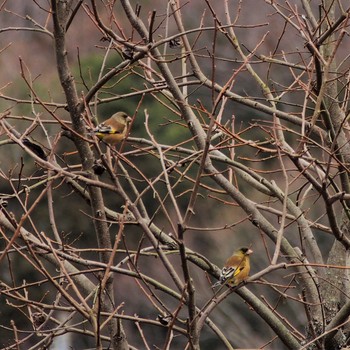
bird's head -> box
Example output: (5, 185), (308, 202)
(240, 247), (253, 255)
(112, 111), (132, 124)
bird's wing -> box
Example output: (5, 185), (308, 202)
(94, 123), (122, 135)
(220, 264), (244, 283)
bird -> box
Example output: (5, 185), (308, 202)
(214, 247), (253, 287)
(91, 111), (132, 145)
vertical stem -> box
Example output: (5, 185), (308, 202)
(50, 1), (128, 348)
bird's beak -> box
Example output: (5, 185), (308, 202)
(126, 116), (132, 123)
(247, 249), (253, 255)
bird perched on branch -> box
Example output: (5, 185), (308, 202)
(214, 247), (253, 287)
(91, 111), (132, 145)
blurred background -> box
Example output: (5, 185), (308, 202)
(0, 1), (348, 349)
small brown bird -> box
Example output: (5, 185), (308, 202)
(91, 111), (132, 145)
(214, 247), (253, 287)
